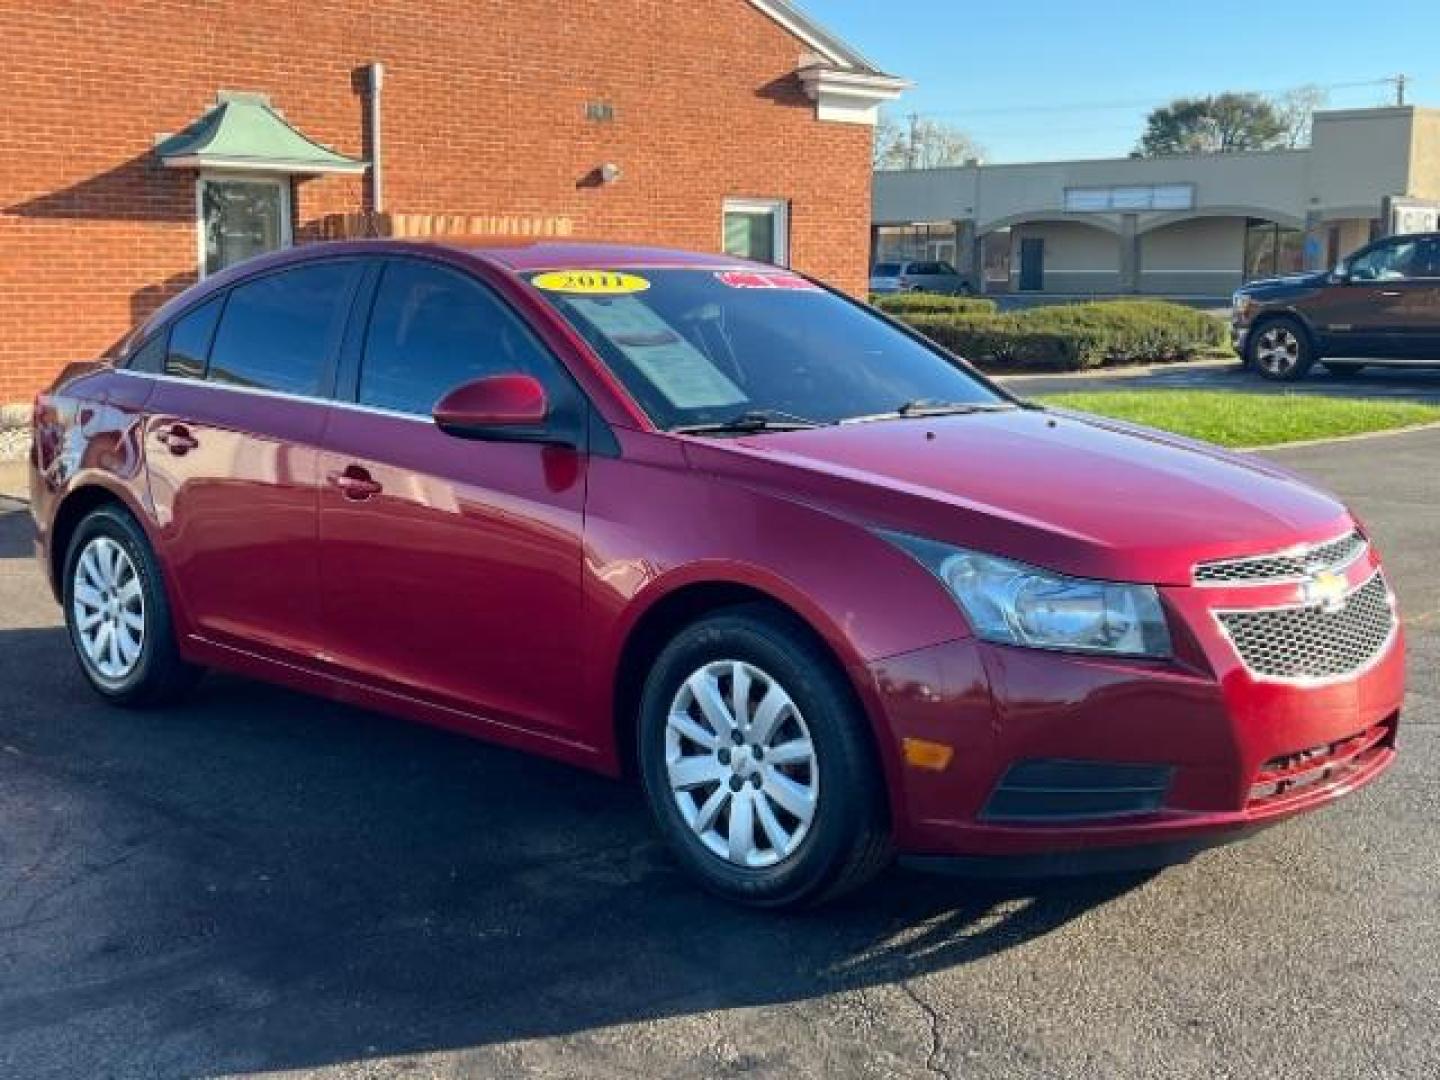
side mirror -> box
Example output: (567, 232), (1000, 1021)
(1331, 260), (1351, 284)
(433, 374), (552, 442)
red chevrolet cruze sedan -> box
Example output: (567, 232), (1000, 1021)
(30, 241), (1403, 907)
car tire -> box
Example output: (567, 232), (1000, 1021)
(637, 604), (891, 908)
(955, 283), (975, 296)
(1246, 317), (1315, 382)
(63, 503), (201, 707)
(1325, 362), (1366, 378)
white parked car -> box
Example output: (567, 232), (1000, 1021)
(869, 260), (973, 295)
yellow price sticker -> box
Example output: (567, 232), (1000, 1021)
(532, 270), (651, 295)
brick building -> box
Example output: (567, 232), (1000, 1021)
(0, 1), (904, 403)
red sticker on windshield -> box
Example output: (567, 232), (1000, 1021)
(715, 271), (821, 292)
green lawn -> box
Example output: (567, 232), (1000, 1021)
(1040, 390), (1440, 448)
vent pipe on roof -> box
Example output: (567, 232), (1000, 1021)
(365, 62), (385, 214)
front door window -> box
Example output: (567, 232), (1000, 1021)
(199, 177), (291, 277)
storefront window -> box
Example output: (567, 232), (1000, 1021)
(1244, 220), (1304, 281)
(874, 222), (958, 266)
(200, 176), (291, 277)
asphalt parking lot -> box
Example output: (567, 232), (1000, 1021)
(1, 429), (1437, 1079)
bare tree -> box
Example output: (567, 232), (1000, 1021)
(872, 113), (907, 170)
(874, 113), (984, 171)
(1272, 84), (1329, 148)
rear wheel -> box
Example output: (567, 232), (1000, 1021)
(1325, 362), (1366, 378)
(63, 504), (200, 707)
(1247, 317), (1315, 382)
(637, 606), (891, 908)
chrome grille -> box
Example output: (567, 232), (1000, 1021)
(1216, 571), (1396, 682)
(1194, 530), (1367, 585)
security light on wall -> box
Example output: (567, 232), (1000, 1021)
(600, 163), (622, 184)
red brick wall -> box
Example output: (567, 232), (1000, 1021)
(0, 1), (874, 402)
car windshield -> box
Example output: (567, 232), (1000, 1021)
(872, 263), (901, 277)
(525, 267), (1004, 431)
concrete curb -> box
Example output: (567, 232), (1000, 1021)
(1240, 418), (1440, 453)
(996, 357), (1240, 383)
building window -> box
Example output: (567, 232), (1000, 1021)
(723, 198), (789, 266)
(198, 175), (292, 278)
(1244, 220), (1304, 281)
(1064, 184), (1194, 213)
(873, 222), (958, 265)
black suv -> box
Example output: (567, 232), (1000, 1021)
(1233, 231), (1440, 380)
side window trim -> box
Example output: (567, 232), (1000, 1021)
(332, 259), (386, 405)
(196, 291), (228, 379)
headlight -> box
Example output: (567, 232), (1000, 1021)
(880, 532), (1173, 658)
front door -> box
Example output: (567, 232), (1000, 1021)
(318, 257), (590, 738)
(1019, 238), (1045, 292)
(1320, 236), (1434, 357)
(145, 260), (362, 662)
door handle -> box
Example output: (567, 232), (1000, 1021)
(1379, 290), (1403, 298)
(327, 465), (383, 501)
(156, 424), (199, 455)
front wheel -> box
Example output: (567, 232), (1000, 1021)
(63, 504), (200, 707)
(637, 606), (891, 908)
(1247, 318), (1315, 381)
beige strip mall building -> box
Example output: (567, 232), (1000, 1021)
(872, 106), (1440, 296)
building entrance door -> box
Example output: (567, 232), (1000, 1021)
(1019, 238), (1044, 291)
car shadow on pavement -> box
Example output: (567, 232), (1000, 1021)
(0, 507), (1147, 1075)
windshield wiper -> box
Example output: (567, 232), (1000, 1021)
(841, 399), (1018, 425)
(673, 409), (830, 436)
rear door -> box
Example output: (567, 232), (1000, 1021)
(1384, 237), (1440, 358)
(144, 259), (364, 662)
(317, 256), (591, 738)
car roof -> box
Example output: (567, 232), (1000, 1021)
(126, 239), (779, 349)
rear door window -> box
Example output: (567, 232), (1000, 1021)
(207, 262), (360, 396)
(165, 297), (223, 379)
(358, 259), (561, 416)
(126, 331), (168, 374)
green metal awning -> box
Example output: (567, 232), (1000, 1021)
(155, 92), (367, 175)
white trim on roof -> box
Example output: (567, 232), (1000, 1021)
(798, 67), (910, 127)
(162, 153), (368, 175)
(747, 0), (892, 75)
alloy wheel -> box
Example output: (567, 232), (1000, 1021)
(72, 536), (146, 683)
(664, 660), (819, 869)
(1253, 325), (1301, 377)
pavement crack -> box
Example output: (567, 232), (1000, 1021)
(899, 976), (953, 1080)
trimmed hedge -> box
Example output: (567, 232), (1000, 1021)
(892, 299), (1228, 372)
(871, 293), (998, 317)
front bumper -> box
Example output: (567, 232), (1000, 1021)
(867, 555), (1404, 866)
(1232, 325), (1249, 353)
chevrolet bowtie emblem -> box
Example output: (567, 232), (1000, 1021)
(1301, 569), (1348, 614)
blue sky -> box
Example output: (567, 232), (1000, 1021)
(800, 0), (1439, 162)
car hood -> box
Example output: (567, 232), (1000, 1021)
(681, 409), (1352, 586)
(1239, 272), (1327, 293)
